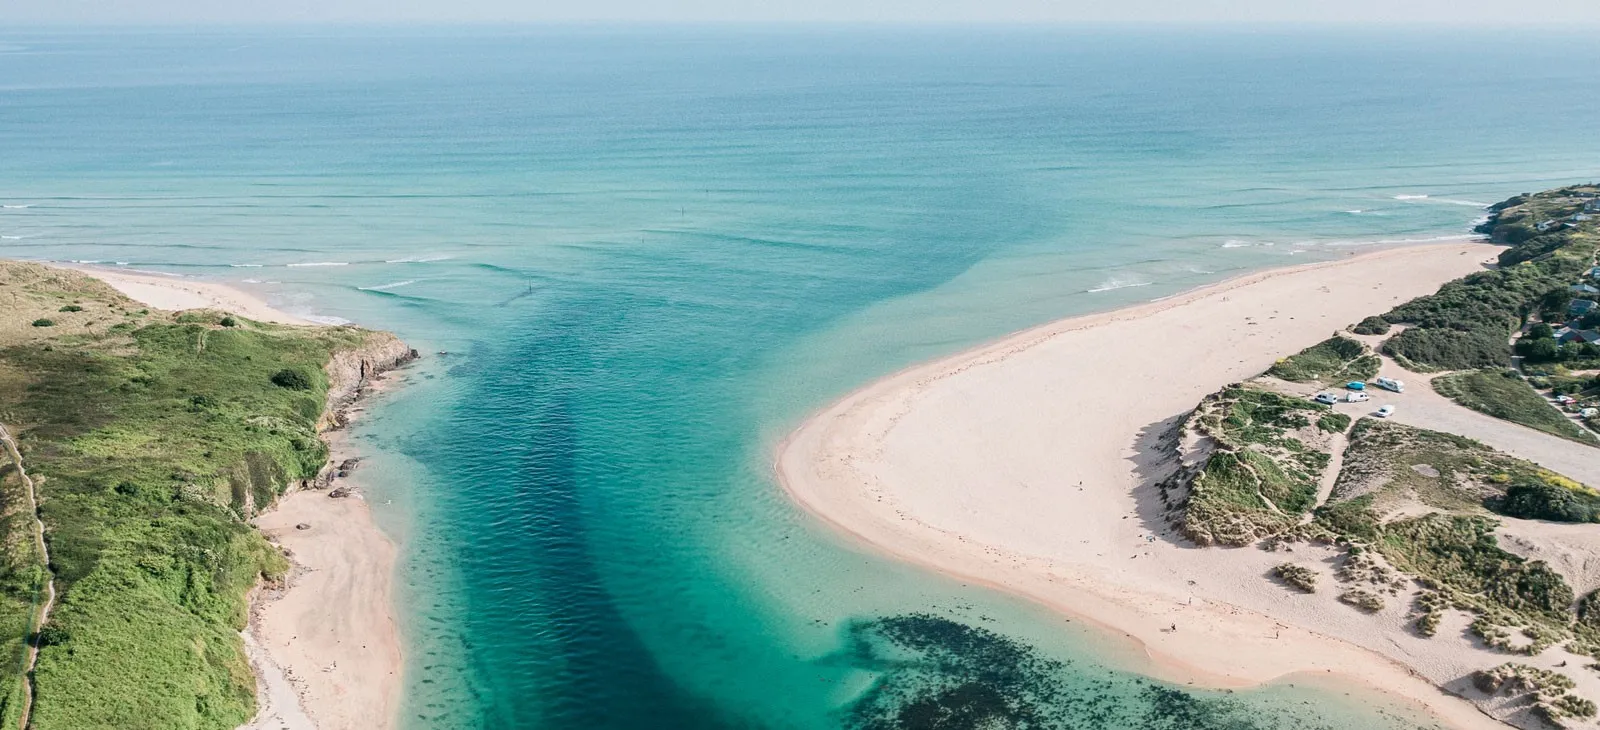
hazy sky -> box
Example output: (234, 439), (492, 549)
(10, 0), (1600, 25)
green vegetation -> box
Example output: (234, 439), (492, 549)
(56, 305), (82, 313)
(1379, 514), (1572, 620)
(1495, 477), (1600, 523)
(1316, 412), (1351, 433)
(0, 261), (380, 729)
(30, 320), (53, 328)
(270, 367), (313, 391)
(1351, 316), (1390, 336)
(1177, 386), (1334, 546)
(1518, 322), (1600, 365)
(1433, 369), (1597, 444)
(1338, 588), (1384, 612)
(1378, 186), (1599, 371)
(1272, 563), (1317, 593)
(1267, 335), (1380, 383)
(1473, 662), (1596, 726)
(1301, 418), (1600, 656)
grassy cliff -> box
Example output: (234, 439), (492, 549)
(0, 261), (408, 729)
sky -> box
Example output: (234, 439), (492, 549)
(9, 0), (1600, 25)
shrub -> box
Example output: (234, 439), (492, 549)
(1494, 480), (1600, 523)
(58, 304), (84, 313)
(219, 316), (237, 328)
(1352, 316), (1390, 336)
(1273, 563), (1318, 593)
(31, 318), (54, 327)
(1339, 588), (1385, 612)
(270, 368), (312, 390)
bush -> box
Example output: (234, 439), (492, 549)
(58, 304), (83, 313)
(219, 316), (237, 328)
(1494, 480), (1600, 523)
(270, 368), (312, 390)
(1352, 316), (1390, 336)
(31, 319), (54, 327)
(1339, 588), (1385, 612)
(1518, 337), (1561, 362)
(1273, 563), (1318, 593)
(1317, 413), (1352, 433)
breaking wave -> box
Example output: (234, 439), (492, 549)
(359, 279), (416, 292)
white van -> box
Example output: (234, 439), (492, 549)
(1375, 377), (1405, 393)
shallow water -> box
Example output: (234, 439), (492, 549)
(4, 26), (1600, 729)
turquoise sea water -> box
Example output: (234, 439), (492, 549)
(4, 26), (1600, 729)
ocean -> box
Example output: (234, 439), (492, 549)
(3, 26), (1600, 729)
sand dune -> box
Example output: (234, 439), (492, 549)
(778, 241), (1521, 729)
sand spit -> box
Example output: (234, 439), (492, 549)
(778, 242), (1521, 729)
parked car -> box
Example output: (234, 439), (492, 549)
(1376, 405), (1396, 418)
(1346, 381), (1366, 391)
(1556, 395), (1576, 405)
(1346, 392), (1370, 403)
(1375, 377), (1405, 393)
(1314, 392), (1340, 405)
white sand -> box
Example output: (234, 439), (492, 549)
(777, 242), (1547, 729)
(60, 265), (402, 730)
(50, 263), (314, 325)
(250, 486), (402, 730)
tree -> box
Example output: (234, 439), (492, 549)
(1521, 338), (1560, 363)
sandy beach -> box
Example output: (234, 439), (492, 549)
(56, 265), (403, 730)
(777, 241), (1529, 729)
(52, 263), (315, 326)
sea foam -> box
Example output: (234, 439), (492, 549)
(359, 279), (416, 292)
(1086, 276), (1153, 293)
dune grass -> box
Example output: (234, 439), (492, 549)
(1267, 335), (1380, 384)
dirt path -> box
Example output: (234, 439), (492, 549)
(0, 424), (54, 730)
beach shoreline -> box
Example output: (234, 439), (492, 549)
(776, 241), (1516, 729)
(53, 264), (406, 730)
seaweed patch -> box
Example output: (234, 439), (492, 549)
(841, 614), (1345, 730)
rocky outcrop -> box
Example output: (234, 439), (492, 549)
(318, 330), (418, 432)
(290, 330), (417, 493)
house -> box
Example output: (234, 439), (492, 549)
(1537, 220), (1558, 232)
(1560, 329), (1600, 345)
(1574, 213), (1593, 222)
(1571, 299), (1600, 317)
(1587, 199), (1600, 213)
(1590, 266), (1600, 280)
(1570, 283), (1600, 296)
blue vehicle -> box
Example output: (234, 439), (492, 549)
(1346, 381), (1366, 391)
